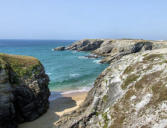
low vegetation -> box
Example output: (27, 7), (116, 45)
(0, 53), (42, 80)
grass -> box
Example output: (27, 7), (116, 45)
(103, 95), (108, 102)
(123, 65), (134, 74)
(151, 80), (167, 104)
(122, 74), (139, 89)
(124, 89), (136, 100)
(110, 114), (125, 128)
(102, 112), (109, 128)
(135, 71), (162, 90)
(0, 53), (42, 82)
(143, 54), (163, 61)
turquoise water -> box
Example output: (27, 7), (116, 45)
(0, 39), (108, 92)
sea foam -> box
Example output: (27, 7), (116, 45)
(62, 86), (91, 95)
(93, 59), (101, 64)
(78, 56), (88, 59)
(70, 73), (80, 78)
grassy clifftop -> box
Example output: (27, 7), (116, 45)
(0, 53), (50, 128)
(0, 53), (42, 78)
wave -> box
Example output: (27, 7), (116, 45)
(62, 86), (91, 94)
(49, 73), (96, 87)
(93, 59), (101, 64)
(49, 86), (92, 101)
(78, 56), (88, 59)
(69, 73), (80, 78)
(72, 51), (77, 53)
(46, 72), (52, 75)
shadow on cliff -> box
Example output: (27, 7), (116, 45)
(19, 92), (76, 128)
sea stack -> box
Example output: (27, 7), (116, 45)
(0, 53), (50, 128)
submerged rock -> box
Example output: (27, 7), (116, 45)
(0, 53), (50, 128)
(55, 48), (167, 128)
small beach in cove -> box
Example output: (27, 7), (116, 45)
(19, 91), (88, 128)
(0, 40), (107, 128)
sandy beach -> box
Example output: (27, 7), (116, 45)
(19, 91), (87, 128)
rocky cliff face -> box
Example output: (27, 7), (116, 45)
(60, 39), (167, 63)
(0, 53), (50, 128)
(55, 39), (167, 128)
(66, 39), (104, 51)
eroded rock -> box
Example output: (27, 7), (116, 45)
(0, 53), (50, 128)
(55, 48), (167, 128)
(60, 39), (167, 63)
(66, 39), (104, 51)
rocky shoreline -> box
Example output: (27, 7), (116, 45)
(54, 39), (167, 63)
(54, 39), (167, 128)
(1, 39), (167, 128)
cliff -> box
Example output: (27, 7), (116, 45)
(56, 39), (167, 63)
(55, 40), (167, 128)
(66, 39), (104, 51)
(0, 53), (50, 128)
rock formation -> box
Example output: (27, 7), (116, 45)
(53, 46), (65, 51)
(58, 39), (167, 63)
(0, 53), (50, 128)
(66, 39), (104, 51)
(94, 39), (167, 63)
(54, 39), (167, 128)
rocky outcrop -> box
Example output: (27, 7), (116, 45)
(0, 53), (50, 128)
(94, 40), (167, 63)
(85, 54), (99, 59)
(56, 39), (167, 64)
(55, 47), (167, 128)
(53, 46), (65, 51)
(66, 39), (104, 51)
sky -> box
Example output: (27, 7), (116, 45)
(0, 0), (167, 40)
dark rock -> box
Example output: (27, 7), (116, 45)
(85, 54), (99, 59)
(66, 39), (104, 51)
(53, 46), (65, 51)
(0, 53), (50, 128)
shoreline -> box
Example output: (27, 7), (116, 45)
(19, 91), (88, 128)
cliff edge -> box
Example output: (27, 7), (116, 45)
(0, 53), (50, 128)
(55, 39), (167, 63)
(55, 39), (167, 128)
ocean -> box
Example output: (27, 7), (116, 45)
(0, 39), (108, 93)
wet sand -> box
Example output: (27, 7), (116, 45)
(19, 91), (87, 128)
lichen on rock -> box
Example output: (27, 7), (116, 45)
(55, 47), (167, 128)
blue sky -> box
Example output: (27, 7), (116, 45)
(0, 0), (167, 40)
